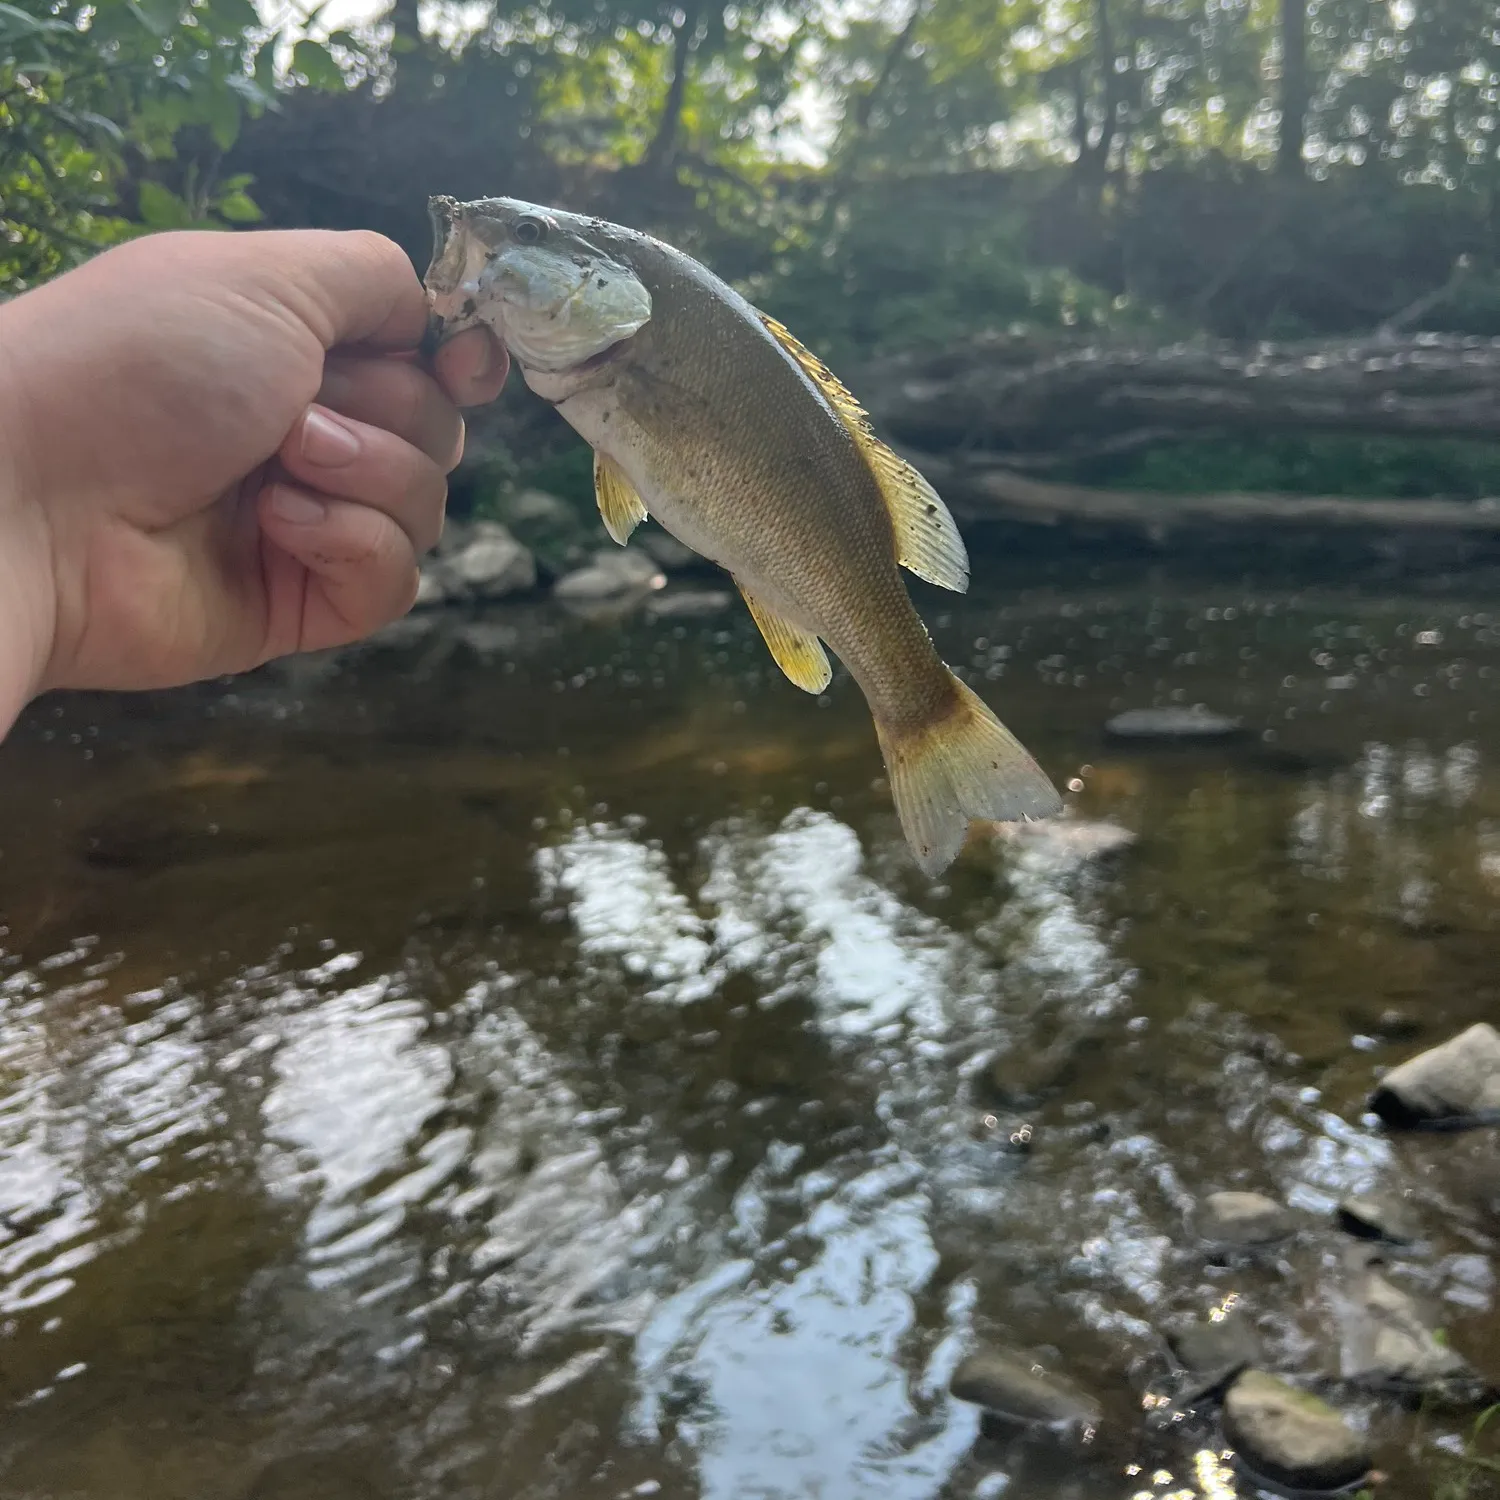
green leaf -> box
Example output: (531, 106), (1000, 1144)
(291, 38), (344, 92)
(0, 2), (73, 37)
(137, 179), (197, 229)
(204, 0), (260, 35)
(126, 0), (182, 36)
(203, 86), (240, 150)
(215, 188), (262, 222)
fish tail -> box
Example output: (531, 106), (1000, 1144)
(875, 669), (1063, 877)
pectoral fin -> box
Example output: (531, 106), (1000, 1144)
(738, 584), (832, 694)
(594, 450), (648, 545)
(759, 312), (969, 594)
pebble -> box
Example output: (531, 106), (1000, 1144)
(1339, 1245), (1483, 1397)
(1337, 1192), (1422, 1245)
(1369, 1022), (1500, 1129)
(1197, 1191), (1294, 1248)
(1168, 1308), (1262, 1376)
(1222, 1370), (1373, 1493)
(1103, 706), (1247, 740)
(554, 549), (667, 605)
(950, 1345), (1102, 1431)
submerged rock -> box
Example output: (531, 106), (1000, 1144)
(1337, 1192), (1422, 1245)
(989, 817), (1138, 871)
(1104, 706), (1247, 741)
(554, 548), (667, 606)
(950, 1345), (1102, 1432)
(646, 588), (734, 620)
(1339, 1246), (1483, 1398)
(1197, 1191), (1294, 1248)
(1222, 1370), (1373, 1494)
(1369, 1022), (1500, 1129)
(1168, 1309), (1262, 1377)
(637, 525), (699, 571)
(444, 525), (540, 600)
(413, 560), (459, 608)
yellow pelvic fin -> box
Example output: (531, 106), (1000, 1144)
(758, 312), (969, 594)
(594, 450), (648, 545)
(737, 584), (832, 694)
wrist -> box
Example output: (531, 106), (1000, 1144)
(0, 317), (56, 738)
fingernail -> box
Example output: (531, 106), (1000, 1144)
(268, 486), (328, 525)
(300, 407), (361, 467)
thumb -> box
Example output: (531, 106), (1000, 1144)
(254, 229), (433, 354)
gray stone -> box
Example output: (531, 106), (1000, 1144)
(1104, 706), (1246, 740)
(1168, 1309), (1262, 1376)
(1339, 1247), (1481, 1395)
(447, 522), (537, 599)
(1369, 1023), (1500, 1128)
(646, 588), (734, 620)
(991, 817), (1138, 875)
(413, 563), (457, 609)
(1197, 1191), (1294, 1248)
(637, 526), (699, 570)
(554, 548), (666, 604)
(950, 1345), (1101, 1431)
(1337, 1192), (1422, 1245)
(507, 488), (576, 530)
(1222, 1370), (1373, 1493)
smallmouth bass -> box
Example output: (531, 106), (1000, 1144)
(423, 195), (1062, 874)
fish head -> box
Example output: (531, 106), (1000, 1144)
(424, 195), (651, 374)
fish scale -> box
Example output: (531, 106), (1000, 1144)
(424, 194), (1063, 874)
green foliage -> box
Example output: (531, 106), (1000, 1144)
(0, 0), (351, 294)
(1103, 435), (1500, 500)
(11, 0), (1500, 505)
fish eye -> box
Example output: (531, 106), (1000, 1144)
(514, 216), (547, 246)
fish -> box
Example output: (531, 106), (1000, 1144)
(423, 194), (1062, 875)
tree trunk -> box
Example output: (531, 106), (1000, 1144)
(1277, 0), (1308, 179)
(642, 3), (702, 177)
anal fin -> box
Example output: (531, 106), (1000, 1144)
(738, 584), (832, 694)
(594, 450), (648, 545)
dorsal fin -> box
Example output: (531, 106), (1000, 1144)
(758, 312), (969, 594)
(737, 582), (832, 694)
(594, 450), (648, 545)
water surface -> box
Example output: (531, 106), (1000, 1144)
(2, 563), (1498, 1500)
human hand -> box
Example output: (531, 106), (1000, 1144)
(0, 228), (510, 734)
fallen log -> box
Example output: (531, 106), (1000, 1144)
(863, 333), (1500, 460)
(905, 449), (1500, 537)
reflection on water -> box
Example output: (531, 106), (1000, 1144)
(1, 569), (1499, 1498)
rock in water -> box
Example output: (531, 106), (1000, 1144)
(637, 525), (699, 571)
(1104, 706), (1247, 741)
(646, 588), (734, 620)
(1197, 1191), (1294, 1248)
(1339, 1246), (1482, 1397)
(447, 521), (538, 600)
(1369, 1023), (1500, 1129)
(1222, 1371), (1373, 1493)
(1169, 1309), (1263, 1376)
(950, 1346), (1102, 1432)
(413, 562), (457, 608)
(1337, 1192), (1422, 1245)
(554, 549), (667, 605)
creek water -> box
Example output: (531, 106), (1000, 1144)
(1, 559), (1497, 1500)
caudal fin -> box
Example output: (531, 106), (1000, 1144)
(875, 669), (1063, 877)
